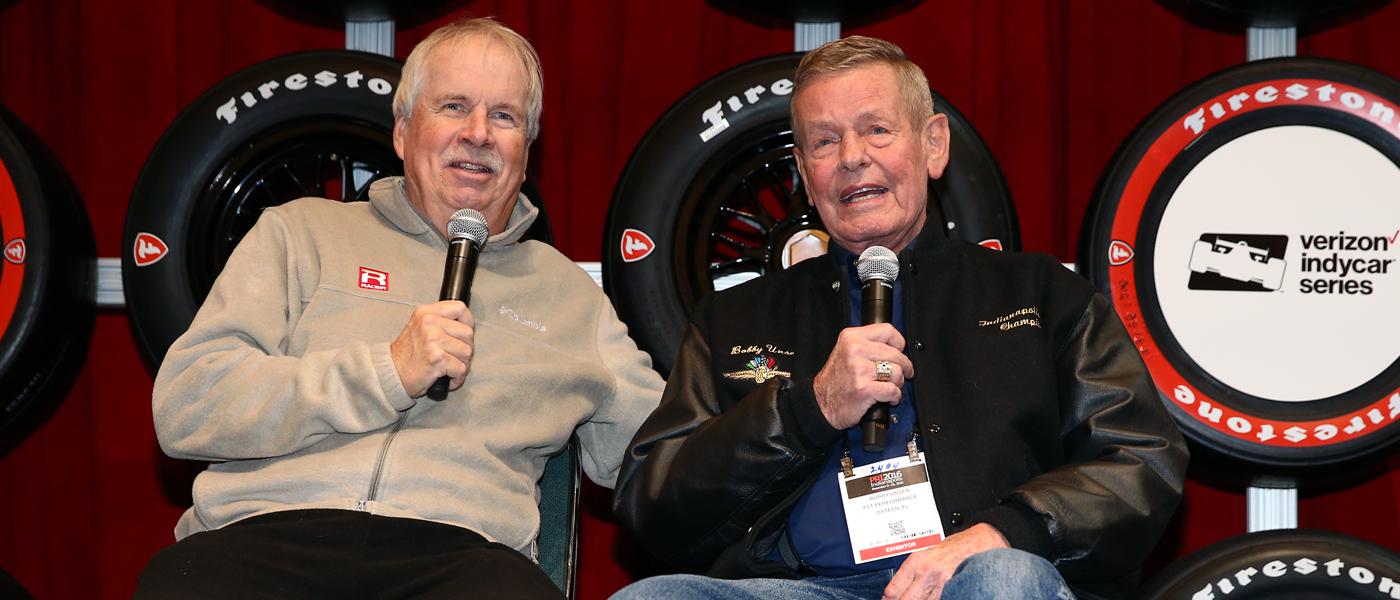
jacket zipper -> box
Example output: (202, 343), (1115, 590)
(359, 412), (408, 510)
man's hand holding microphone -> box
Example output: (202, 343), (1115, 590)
(812, 246), (913, 448)
(390, 209), (489, 399)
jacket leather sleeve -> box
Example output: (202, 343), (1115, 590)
(969, 293), (1189, 580)
(612, 320), (841, 571)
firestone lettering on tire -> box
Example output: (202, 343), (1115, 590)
(1189, 555), (1400, 600)
(698, 78), (794, 143)
(215, 69), (396, 125)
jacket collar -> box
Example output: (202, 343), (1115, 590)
(368, 176), (540, 250)
(824, 213), (950, 273)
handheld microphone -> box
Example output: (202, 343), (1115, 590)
(856, 245), (899, 452)
(427, 208), (489, 401)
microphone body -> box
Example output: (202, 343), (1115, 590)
(856, 246), (900, 452)
(437, 237), (481, 306)
(427, 209), (489, 400)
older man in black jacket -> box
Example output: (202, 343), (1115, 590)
(612, 35), (1188, 600)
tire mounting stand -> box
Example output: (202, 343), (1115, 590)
(1243, 27), (1297, 534)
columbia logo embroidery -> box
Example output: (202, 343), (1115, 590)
(498, 305), (546, 332)
(724, 354), (792, 384)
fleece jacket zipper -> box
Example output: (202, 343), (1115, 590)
(359, 412), (408, 510)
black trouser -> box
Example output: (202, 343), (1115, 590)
(135, 509), (564, 600)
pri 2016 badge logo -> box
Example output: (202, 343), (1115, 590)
(724, 354), (792, 384)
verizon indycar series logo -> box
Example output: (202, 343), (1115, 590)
(1188, 233), (1287, 291)
(1187, 230), (1395, 295)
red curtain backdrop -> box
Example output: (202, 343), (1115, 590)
(3, 1), (1400, 598)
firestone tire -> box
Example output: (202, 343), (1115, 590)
(0, 106), (95, 452)
(0, 566), (33, 600)
(1078, 57), (1400, 468)
(604, 53), (1017, 375)
(122, 51), (404, 368)
(1139, 529), (1400, 599)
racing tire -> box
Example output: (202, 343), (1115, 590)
(1078, 57), (1400, 468)
(0, 106), (95, 453)
(0, 566), (33, 600)
(604, 53), (1017, 375)
(1139, 529), (1400, 599)
(123, 51), (403, 367)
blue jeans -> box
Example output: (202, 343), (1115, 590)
(611, 548), (1074, 600)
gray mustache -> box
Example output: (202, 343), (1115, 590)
(445, 148), (503, 172)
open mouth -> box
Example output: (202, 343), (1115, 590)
(840, 185), (887, 203)
(450, 161), (494, 174)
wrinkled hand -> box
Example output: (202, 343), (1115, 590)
(390, 300), (475, 398)
(882, 523), (1010, 600)
(812, 323), (914, 429)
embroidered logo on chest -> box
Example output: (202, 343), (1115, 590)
(358, 266), (389, 291)
(978, 306), (1041, 332)
(724, 353), (793, 384)
(498, 305), (546, 332)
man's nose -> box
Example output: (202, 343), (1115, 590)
(458, 109), (493, 147)
(838, 137), (869, 171)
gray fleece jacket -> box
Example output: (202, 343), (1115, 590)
(153, 177), (663, 556)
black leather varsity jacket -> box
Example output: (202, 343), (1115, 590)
(613, 232), (1189, 600)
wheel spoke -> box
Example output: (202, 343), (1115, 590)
(736, 179), (778, 224)
(712, 232), (757, 252)
(280, 162), (312, 198)
(718, 205), (767, 232)
(763, 161), (798, 209)
(313, 151), (327, 198)
(337, 154), (354, 201)
(710, 255), (762, 277)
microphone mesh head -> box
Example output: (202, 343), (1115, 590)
(856, 245), (899, 283)
(447, 208), (489, 245)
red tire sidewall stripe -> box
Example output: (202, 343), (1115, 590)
(0, 158), (26, 343)
(1109, 77), (1400, 449)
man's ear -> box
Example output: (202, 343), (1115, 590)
(392, 116), (407, 160)
(924, 113), (950, 180)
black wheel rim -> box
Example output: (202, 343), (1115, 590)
(187, 117), (401, 300)
(676, 121), (826, 306)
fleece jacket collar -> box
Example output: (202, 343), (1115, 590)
(367, 176), (540, 251)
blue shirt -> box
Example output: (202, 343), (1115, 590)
(783, 245), (921, 576)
